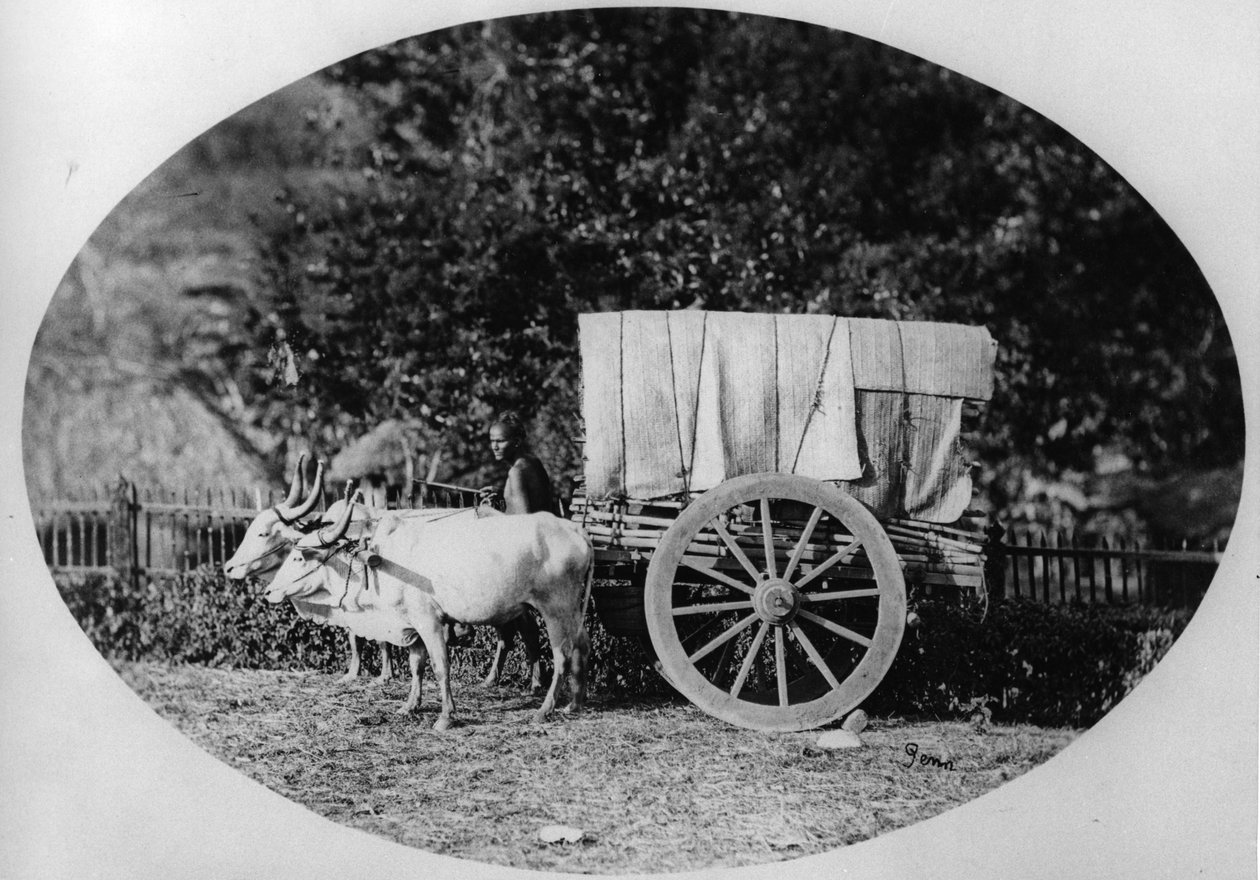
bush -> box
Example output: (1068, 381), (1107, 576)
(56, 569), (346, 671)
(56, 572), (1188, 726)
(869, 597), (1192, 727)
(55, 570), (674, 694)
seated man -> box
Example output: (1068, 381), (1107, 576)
(480, 411), (556, 515)
(449, 412), (556, 648)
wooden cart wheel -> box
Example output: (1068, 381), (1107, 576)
(644, 473), (905, 731)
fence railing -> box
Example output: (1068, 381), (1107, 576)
(31, 480), (1221, 610)
(983, 524), (1221, 610)
(32, 478), (483, 582)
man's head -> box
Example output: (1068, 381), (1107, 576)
(489, 411), (526, 461)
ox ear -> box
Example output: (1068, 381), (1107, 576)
(375, 514), (402, 541)
(275, 522), (306, 542)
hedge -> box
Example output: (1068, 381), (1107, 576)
(54, 569), (672, 696)
(55, 570), (1188, 727)
(56, 570), (348, 672)
(869, 597), (1191, 728)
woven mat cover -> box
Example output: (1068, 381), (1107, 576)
(579, 311), (994, 522)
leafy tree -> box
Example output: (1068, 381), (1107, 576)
(245, 9), (1241, 512)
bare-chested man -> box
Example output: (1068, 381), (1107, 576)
(481, 412), (555, 515)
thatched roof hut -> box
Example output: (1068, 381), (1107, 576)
(329, 419), (439, 489)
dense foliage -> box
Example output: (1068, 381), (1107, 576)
(55, 569), (661, 690)
(872, 598), (1189, 727)
(61, 570), (1185, 727)
(57, 571), (347, 670)
(245, 9), (1241, 506)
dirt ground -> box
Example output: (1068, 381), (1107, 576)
(117, 661), (1077, 874)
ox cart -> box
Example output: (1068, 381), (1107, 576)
(567, 311), (996, 732)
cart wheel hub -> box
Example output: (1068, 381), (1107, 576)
(753, 578), (800, 625)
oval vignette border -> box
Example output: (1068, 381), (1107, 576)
(0, 3), (1255, 880)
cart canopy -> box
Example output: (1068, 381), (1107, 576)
(578, 310), (996, 524)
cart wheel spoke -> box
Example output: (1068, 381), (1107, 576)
(688, 612), (759, 664)
(672, 599), (755, 616)
(711, 517), (764, 581)
(782, 505), (824, 582)
(788, 622), (842, 691)
(774, 627), (789, 707)
(797, 607), (873, 648)
(729, 621), (771, 699)
(800, 587), (883, 603)
(676, 615), (728, 652)
(795, 537), (863, 590)
(679, 557), (756, 596)
(760, 497), (777, 579)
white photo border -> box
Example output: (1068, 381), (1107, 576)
(1, 2), (1255, 878)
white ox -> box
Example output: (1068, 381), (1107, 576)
(264, 500), (592, 730)
(223, 458), (543, 690)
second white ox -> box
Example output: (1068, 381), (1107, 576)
(223, 458), (403, 683)
(223, 457), (544, 690)
(264, 498), (592, 730)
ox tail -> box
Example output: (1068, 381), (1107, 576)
(579, 543), (596, 622)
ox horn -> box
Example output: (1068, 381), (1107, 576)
(317, 486), (357, 546)
(281, 460), (325, 520)
(281, 453), (308, 508)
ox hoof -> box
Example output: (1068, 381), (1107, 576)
(530, 710), (552, 724)
(335, 673), (356, 685)
(559, 703), (582, 716)
(433, 716), (453, 732)
(396, 703), (418, 716)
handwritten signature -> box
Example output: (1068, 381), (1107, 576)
(902, 742), (955, 771)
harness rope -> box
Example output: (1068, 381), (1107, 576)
(789, 315), (840, 475)
(893, 321), (916, 518)
(339, 540), (365, 609)
(772, 313), (780, 472)
(665, 313), (690, 496)
(618, 312), (627, 493)
(237, 540), (292, 570)
(424, 508), (480, 524)
(235, 511), (318, 571)
(683, 312), (708, 497)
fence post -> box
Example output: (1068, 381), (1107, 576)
(109, 476), (139, 589)
(1102, 536), (1114, 603)
(984, 521), (1006, 602)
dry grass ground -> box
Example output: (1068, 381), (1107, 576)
(118, 661), (1076, 874)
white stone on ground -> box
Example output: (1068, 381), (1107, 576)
(538, 824), (585, 844)
(816, 729), (864, 749)
(842, 709), (869, 734)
